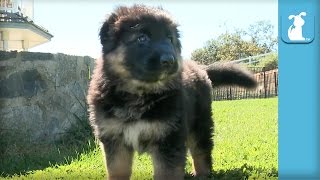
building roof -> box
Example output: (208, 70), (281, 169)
(0, 11), (53, 51)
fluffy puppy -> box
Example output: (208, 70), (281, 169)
(87, 5), (256, 180)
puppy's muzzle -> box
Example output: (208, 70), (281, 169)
(160, 54), (175, 67)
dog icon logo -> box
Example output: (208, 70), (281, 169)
(288, 12), (307, 41)
(281, 11), (314, 44)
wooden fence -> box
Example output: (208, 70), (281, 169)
(212, 67), (278, 101)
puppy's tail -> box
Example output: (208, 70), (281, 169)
(204, 63), (257, 88)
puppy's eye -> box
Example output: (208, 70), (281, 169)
(137, 34), (150, 44)
(167, 35), (174, 42)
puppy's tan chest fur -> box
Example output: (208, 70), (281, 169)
(98, 119), (173, 151)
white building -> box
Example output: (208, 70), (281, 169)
(0, 0), (53, 51)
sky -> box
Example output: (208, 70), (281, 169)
(30, 0), (278, 59)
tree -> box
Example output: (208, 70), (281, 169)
(246, 20), (277, 53)
(191, 40), (218, 65)
(191, 21), (277, 65)
(253, 53), (278, 71)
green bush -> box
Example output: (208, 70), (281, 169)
(257, 53), (278, 71)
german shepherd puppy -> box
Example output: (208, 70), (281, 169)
(87, 5), (256, 180)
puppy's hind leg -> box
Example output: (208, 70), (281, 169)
(101, 139), (134, 180)
(188, 110), (214, 177)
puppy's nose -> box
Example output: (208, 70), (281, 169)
(160, 54), (175, 66)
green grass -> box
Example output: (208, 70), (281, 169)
(1, 98), (278, 179)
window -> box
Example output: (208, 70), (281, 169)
(0, 0), (5, 8)
(0, 0), (13, 8)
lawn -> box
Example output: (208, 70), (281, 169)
(1, 98), (278, 180)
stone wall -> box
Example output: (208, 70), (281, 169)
(0, 51), (95, 156)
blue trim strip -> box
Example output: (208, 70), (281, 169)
(279, 0), (320, 178)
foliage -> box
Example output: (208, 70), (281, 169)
(246, 21), (278, 52)
(258, 53), (278, 71)
(2, 98), (278, 180)
(191, 20), (277, 65)
(247, 53), (278, 71)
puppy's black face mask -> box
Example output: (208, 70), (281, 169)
(119, 22), (180, 82)
(100, 14), (182, 83)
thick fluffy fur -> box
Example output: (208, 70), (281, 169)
(87, 5), (256, 180)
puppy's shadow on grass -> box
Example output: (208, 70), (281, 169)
(185, 164), (278, 180)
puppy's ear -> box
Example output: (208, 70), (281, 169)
(175, 30), (182, 53)
(99, 13), (118, 53)
(299, 12), (307, 16)
(288, 15), (295, 20)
